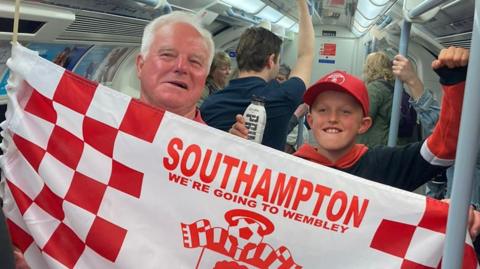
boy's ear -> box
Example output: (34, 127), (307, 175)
(358, 116), (372, 134)
(306, 112), (313, 127)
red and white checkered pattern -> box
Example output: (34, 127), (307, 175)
(2, 44), (165, 268)
(370, 198), (478, 269)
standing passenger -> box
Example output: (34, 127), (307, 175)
(276, 64), (291, 83)
(197, 51), (231, 107)
(357, 51), (418, 147)
(200, 0), (314, 151)
(277, 64), (309, 153)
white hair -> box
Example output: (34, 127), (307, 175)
(140, 11), (214, 68)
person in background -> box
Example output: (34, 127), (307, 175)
(276, 64), (291, 83)
(276, 63), (309, 153)
(356, 51), (394, 147)
(136, 11), (214, 122)
(85, 61), (97, 80)
(392, 54), (439, 139)
(52, 47), (71, 68)
(200, 0), (314, 151)
(357, 51), (419, 147)
(197, 51), (231, 107)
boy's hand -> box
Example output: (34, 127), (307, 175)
(432, 47), (469, 70)
(229, 114), (248, 139)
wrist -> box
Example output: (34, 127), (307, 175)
(405, 77), (421, 88)
(405, 78), (424, 100)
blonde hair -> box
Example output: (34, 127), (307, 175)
(208, 51), (231, 77)
(363, 51), (394, 84)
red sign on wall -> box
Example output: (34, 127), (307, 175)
(320, 43), (337, 56)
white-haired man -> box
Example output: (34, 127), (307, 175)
(136, 11), (214, 122)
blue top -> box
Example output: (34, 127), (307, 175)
(200, 76), (306, 150)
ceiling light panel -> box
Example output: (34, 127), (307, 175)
(354, 11), (373, 28)
(357, 0), (388, 19)
(289, 23), (299, 33)
(221, 0), (266, 14)
(276, 16), (296, 29)
(256, 5), (283, 22)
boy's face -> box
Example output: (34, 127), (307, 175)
(307, 90), (372, 161)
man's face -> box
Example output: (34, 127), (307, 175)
(136, 22), (209, 116)
(307, 90), (371, 160)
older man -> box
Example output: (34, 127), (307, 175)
(136, 11), (214, 122)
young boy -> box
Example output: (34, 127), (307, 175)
(294, 46), (469, 192)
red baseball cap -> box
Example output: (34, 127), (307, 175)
(303, 70), (370, 116)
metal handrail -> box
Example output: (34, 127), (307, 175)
(387, 19), (411, 147)
(408, 0), (451, 19)
(442, 1), (480, 267)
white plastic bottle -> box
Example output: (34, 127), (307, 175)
(243, 96), (266, 144)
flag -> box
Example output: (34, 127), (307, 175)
(1, 43), (478, 269)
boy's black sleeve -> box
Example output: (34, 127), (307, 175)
(350, 142), (447, 191)
(352, 142), (448, 191)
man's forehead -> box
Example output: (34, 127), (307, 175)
(155, 23), (207, 48)
(156, 21), (201, 37)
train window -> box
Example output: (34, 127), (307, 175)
(0, 18), (45, 34)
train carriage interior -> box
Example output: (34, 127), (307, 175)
(0, 0), (474, 101)
(0, 0), (478, 267)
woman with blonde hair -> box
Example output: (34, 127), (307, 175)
(357, 51), (417, 147)
(197, 51), (231, 106)
(363, 51), (394, 84)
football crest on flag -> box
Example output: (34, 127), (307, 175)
(181, 209), (300, 268)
